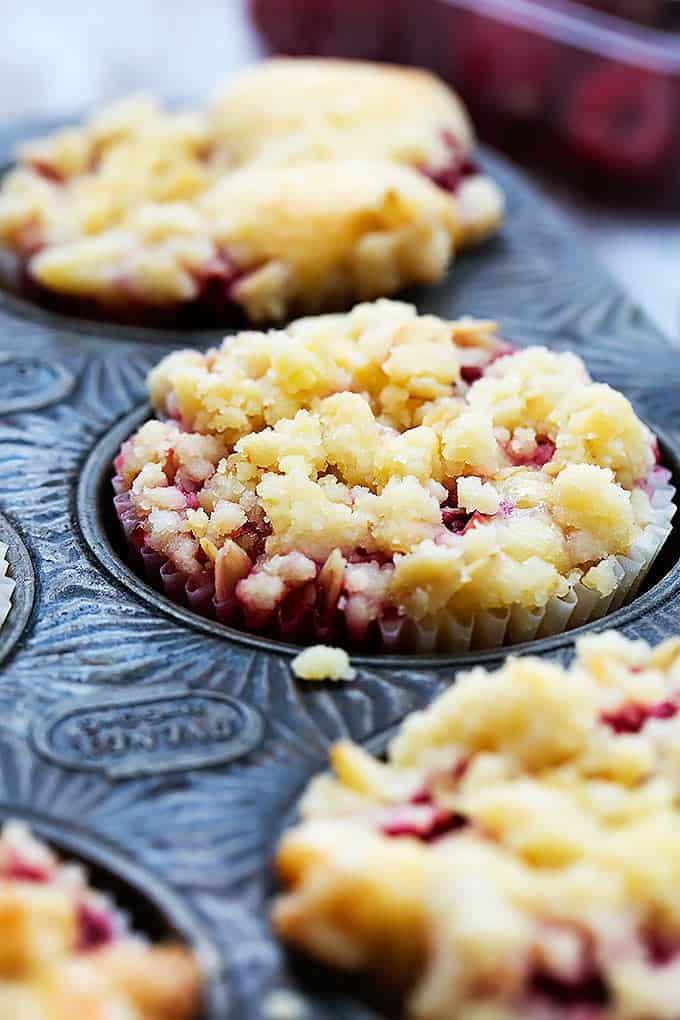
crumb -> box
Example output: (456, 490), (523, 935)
(292, 645), (356, 682)
(263, 988), (309, 1020)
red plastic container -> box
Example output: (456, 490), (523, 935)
(250, 0), (680, 206)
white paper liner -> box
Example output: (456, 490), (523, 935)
(404, 476), (676, 653)
(115, 472), (676, 655)
(0, 541), (15, 630)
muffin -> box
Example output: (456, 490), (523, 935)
(274, 630), (680, 1020)
(0, 820), (201, 1018)
(112, 300), (674, 653)
(0, 60), (502, 325)
(0, 540), (14, 629)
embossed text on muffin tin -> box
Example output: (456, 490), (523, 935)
(32, 686), (265, 779)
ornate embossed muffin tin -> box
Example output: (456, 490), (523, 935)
(1, 117), (680, 1019)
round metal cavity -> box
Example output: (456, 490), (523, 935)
(77, 402), (680, 669)
(0, 511), (35, 666)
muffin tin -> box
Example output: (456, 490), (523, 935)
(1, 116), (680, 1019)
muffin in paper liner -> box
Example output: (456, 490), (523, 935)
(272, 630), (680, 1020)
(111, 300), (676, 655)
(114, 471), (675, 654)
(0, 819), (201, 1019)
(0, 541), (15, 630)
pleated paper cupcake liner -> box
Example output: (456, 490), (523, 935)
(402, 474), (677, 653)
(114, 473), (676, 655)
(0, 541), (15, 629)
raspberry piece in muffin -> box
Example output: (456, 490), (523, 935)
(0, 821), (201, 1019)
(274, 631), (680, 1020)
(112, 300), (673, 653)
(0, 60), (502, 326)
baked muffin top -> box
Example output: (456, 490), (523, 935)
(211, 58), (475, 174)
(0, 821), (200, 1019)
(115, 301), (661, 627)
(275, 631), (680, 1020)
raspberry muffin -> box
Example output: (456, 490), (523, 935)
(0, 61), (502, 325)
(275, 630), (680, 1019)
(0, 820), (201, 1019)
(0, 540), (14, 629)
(112, 300), (674, 653)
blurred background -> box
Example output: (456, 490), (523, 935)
(0, 0), (676, 338)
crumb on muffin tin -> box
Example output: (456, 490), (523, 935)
(274, 630), (680, 1020)
(292, 645), (356, 682)
(0, 59), (502, 325)
(0, 820), (201, 1018)
(112, 300), (673, 653)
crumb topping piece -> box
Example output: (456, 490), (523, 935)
(115, 301), (659, 634)
(292, 645), (356, 682)
(274, 631), (680, 1020)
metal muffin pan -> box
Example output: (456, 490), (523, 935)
(0, 119), (679, 1019)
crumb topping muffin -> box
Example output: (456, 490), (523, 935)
(0, 60), (502, 325)
(274, 631), (680, 1019)
(112, 301), (673, 652)
(0, 821), (201, 1019)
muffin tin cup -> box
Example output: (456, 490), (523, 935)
(1, 126), (680, 1019)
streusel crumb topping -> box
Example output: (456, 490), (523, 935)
(115, 301), (658, 626)
(274, 631), (680, 1020)
(292, 645), (356, 682)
